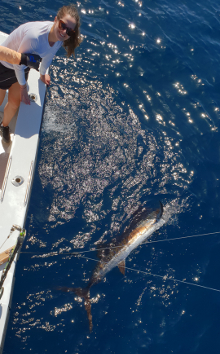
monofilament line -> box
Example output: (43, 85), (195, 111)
(147, 231), (220, 244)
(78, 255), (220, 293)
(20, 231), (220, 256)
(124, 266), (220, 293)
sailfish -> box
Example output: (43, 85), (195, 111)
(59, 201), (164, 332)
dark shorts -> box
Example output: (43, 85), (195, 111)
(0, 63), (30, 90)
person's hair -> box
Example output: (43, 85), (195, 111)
(57, 4), (82, 57)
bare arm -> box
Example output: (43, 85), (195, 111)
(0, 45), (21, 64)
(0, 46), (42, 72)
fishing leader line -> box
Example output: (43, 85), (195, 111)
(20, 230), (220, 257)
(19, 231), (220, 293)
(77, 254), (220, 294)
(146, 230), (220, 244)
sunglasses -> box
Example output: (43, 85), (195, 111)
(58, 19), (75, 36)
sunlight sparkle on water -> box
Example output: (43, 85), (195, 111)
(135, 0), (142, 6)
(173, 82), (187, 95)
(129, 23), (136, 29)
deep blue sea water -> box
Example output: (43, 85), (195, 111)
(1, 0), (220, 353)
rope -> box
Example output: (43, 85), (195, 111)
(0, 225), (26, 300)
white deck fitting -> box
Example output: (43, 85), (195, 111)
(0, 31), (47, 353)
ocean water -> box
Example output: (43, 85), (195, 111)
(1, 0), (220, 353)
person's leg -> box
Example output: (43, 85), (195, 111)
(1, 82), (20, 142)
(0, 89), (7, 141)
(0, 89), (6, 107)
(2, 82), (20, 127)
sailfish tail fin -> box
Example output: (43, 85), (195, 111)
(57, 286), (93, 332)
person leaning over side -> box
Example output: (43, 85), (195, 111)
(0, 4), (82, 143)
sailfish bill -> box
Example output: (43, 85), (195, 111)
(59, 201), (164, 332)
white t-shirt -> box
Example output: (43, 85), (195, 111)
(0, 21), (63, 85)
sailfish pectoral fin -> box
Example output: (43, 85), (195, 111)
(118, 260), (126, 275)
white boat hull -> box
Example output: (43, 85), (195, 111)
(0, 31), (47, 352)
